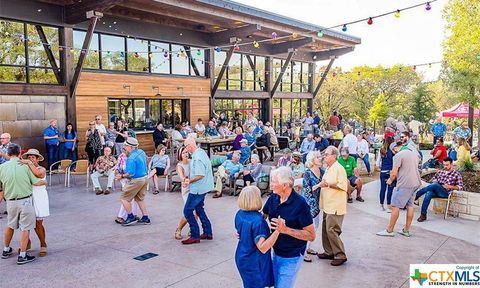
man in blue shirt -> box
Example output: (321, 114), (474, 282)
(205, 120), (219, 137)
(263, 167), (315, 288)
(213, 153), (243, 198)
(313, 111), (321, 134)
(314, 134), (329, 152)
(43, 119), (59, 170)
(182, 137), (214, 244)
(115, 137), (150, 226)
(430, 117), (447, 146)
(300, 133), (315, 162)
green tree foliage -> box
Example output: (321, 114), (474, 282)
(409, 83), (437, 123)
(368, 93), (389, 126)
(442, 0), (480, 105)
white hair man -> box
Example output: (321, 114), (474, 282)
(263, 166), (315, 287)
(0, 133), (12, 165)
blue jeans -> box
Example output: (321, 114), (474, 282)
(63, 147), (77, 162)
(379, 172), (394, 205)
(183, 193), (212, 239)
(416, 183), (449, 215)
(359, 154), (371, 173)
(46, 144), (58, 169)
(272, 252), (303, 288)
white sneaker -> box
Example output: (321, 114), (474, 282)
(387, 208), (392, 213)
(397, 229), (411, 237)
(376, 229), (395, 237)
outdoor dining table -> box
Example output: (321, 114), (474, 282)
(178, 136), (236, 157)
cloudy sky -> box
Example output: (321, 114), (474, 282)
(234, 0), (447, 81)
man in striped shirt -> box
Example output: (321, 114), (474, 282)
(415, 157), (463, 222)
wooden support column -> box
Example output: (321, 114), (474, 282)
(308, 62), (315, 94)
(60, 27), (76, 125)
(70, 13), (101, 99)
(270, 49), (294, 97)
(206, 48), (215, 116)
(313, 57), (335, 98)
(35, 25), (62, 84)
(211, 45), (235, 97)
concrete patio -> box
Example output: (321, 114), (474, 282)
(0, 177), (479, 288)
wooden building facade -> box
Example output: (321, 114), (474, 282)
(0, 0), (360, 155)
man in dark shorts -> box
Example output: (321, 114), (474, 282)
(377, 141), (421, 237)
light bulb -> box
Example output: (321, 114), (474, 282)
(394, 10), (400, 18)
(342, 24), (347, 32)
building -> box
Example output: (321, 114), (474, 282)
(0, 0), (360, 155)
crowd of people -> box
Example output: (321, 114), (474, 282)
(0, 107), (477, 288)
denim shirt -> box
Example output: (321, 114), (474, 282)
(44, 126), (59, 145)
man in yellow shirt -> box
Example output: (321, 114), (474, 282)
(317, 146), (349, 266)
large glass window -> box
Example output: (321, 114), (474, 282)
(0, 19), (61, 84)
(127, 38), (148, 72)
(108, 98), (188, 130)
(274, 58), (310, 93)
(150, 42), (170, 74)
(73, 30), (99, 69)
(189, 47), (205, 77)
(101, 34), (125, 70)
(273, 98), (311, 132)
(171, 44), (189, 75)
(215, 52), (267, 92)
(214, 99), (265, 123)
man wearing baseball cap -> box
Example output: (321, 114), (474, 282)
(115, 137), (151, 226)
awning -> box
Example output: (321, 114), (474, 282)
(441, 102), (480, 118)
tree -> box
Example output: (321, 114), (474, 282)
(443, 0), (480, 144)
(409, 83), (437, 123)
(368, 93), (389, 129)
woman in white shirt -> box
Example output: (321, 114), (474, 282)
(171, 124), (184, 148)
(357, 133), (372, 176)
(194, 118), (205, 135)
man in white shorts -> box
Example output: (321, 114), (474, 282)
(376, 141), (421, 238)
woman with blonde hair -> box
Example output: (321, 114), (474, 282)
(235, 186), (279, 288)
(456, 137), (471, 164)
(301, 151), (323, 262)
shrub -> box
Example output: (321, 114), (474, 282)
(457, 159), (475, 172)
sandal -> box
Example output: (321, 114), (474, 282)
(175, 228), (183, 240)
(153, 190), (160, 195)
(39, 246), (47, 257)
(115, 217), (124, 224)
(306, 249), (318, 255)
(303, 255), (312, 263)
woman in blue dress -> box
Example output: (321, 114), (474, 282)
(235, 186), (279, 288)
(63, 123), (77, 162)
(301, 150), (323, 262)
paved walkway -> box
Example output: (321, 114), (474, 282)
(0, 176), (479, 288)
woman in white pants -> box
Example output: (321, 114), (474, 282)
(301, 151), (323, 262)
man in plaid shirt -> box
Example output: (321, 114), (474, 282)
(415, 157), (463, 222)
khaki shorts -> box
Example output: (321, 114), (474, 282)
(121, 177), (148, 202)
(7, 196), (36, 231)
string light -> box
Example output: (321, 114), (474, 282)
(317, 31), (324, 37)
(253, 41), (260, 48)
(271, 32), (278, 39)
(425, 2), (431, 10)
(214, 47), (221, 52)
(342, 24), (347, 32)
(234, 44), (240, 51)
(394, 10), (401, 18)
(291, 32), (298, 39)
(367, 17), (373, 25)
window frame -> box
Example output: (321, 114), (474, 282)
(0, 18), (62, 85)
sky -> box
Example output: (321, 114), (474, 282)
(234, 0), (447, 81)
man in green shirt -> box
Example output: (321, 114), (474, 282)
(338, 147), (364, 203)
(0, 144), (43, 265)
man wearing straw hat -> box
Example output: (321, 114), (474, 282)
(115, 137), (151, 226)
(0, 144), (44, 264)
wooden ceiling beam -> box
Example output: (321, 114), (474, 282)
(64, 0), (122, 24)
(267, 37), (314, 55)
(209, 24), (261, 46)
(310, 46), (355, 61)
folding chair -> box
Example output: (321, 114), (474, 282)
(66, 160), (90, 187)
(49, 159), (72, 186)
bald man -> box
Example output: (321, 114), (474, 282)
(0, 133), (12, 165)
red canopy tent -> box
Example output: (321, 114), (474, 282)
(441, 102), (480, 118)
